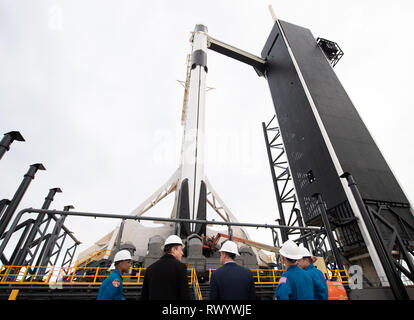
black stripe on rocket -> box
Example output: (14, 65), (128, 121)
(176, 179), (207, 237)
(191, 50), (208, 73)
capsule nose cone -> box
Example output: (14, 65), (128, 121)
(194, 24), (208, 33)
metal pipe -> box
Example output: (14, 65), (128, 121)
(0, 207), (320, 263)
(340, 172), (410, 300)
(0, 131), (25, 160)
(0, 163), (45, 239)
(312, 193), (344, 271)
(227, 225), (233, 240)
(0, 219), (35, 240)
(294, 230), (325, 243)
(293, 209), (309, 249)
(19, 208), (321, 230)
(43, 188), (62, 210)
(115, 219), (126, 252)
(0, 199), (11, 219)
(11, 188), (62, 266)
(6, 219), (36, 264)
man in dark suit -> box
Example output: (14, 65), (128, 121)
(209, 240), (256, 300)
(141, 235), (190, 300)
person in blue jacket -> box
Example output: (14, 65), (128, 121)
(209, 240), (256, 300)
(274, 240), (314, 300)
(297, 245), (329, 300)
(97, 250), (132, 300)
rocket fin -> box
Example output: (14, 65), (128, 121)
(194, 180), (207, 236)
(176, 179), (191, 237)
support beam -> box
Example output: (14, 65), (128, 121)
(0, 199), (10, 218)
(61, 243), (78, 268)
(313, 193), (344, 271)
(341, 173), (410, 300)
(37, 205), (74, 268)
(207, 36), (266, 76)
(115, 219), (126, 252)
(11, 188), (62, 266)
(262, 121), (288, 242)
(0, 163), (45, 240)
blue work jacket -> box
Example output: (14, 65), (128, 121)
(305, 264), (329, 300)
(97, 269), (126, 300)
(274, 265), (314, 300)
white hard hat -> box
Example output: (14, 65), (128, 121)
(113, 250), (132, 262)
(279, 240), (302, 260)
(298, 244), (312, 258)
(164, 235), (184, 247)
(219, 240), (240, 256)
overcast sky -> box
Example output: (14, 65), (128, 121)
(1, 1), (413, 258)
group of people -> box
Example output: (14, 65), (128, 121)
(96, 235), (328, 301)
(274, 239), (328, 300)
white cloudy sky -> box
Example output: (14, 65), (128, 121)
(1, 0), (413, 259)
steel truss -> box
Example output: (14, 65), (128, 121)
(0, 209), (80, 282)
(263, 114), (414, 294)
(367, 204), (414, 285)
(262, 115), (348, 271)
(262, 116), (305, 243)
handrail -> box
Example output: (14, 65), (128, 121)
(0, 265), (350, 286)
(208, 268), (285, 284)
(208, 268), (350, 284)
(190, 268), (203, 300)
(70, 248), (111, 270)
(0, 266), (203, 289)
(61, 248), (111, 277)
(0, 265), (145, 285)
(327, 269), (350, 284)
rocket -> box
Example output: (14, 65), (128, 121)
(175, 25), (208, 238)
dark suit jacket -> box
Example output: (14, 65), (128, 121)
(209, 262), (256, 300)
(141, 254), (190, 300)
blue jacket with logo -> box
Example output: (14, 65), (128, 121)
(305, 264), (329, 300)
(274, 265), (314, 300)
(97, 269), (126, 300)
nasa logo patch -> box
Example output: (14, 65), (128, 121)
(279, 277), (287, 284)
(112, 279), (120, 288)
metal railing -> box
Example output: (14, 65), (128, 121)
(0, 263), (350, 287)
(0, 265), (203, 287)
(189, 268), (203, 300)
(327, 269), (350, 284)
(68, 248), (111, 271)
(208, 268), (350, 285)
(208, 268), (285, 285)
